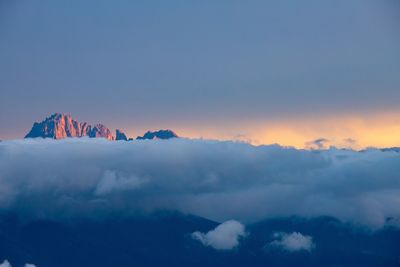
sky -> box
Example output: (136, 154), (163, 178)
(1, 0), (400, 148)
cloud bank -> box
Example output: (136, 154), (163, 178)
(0, 138), (400, 228)
(269, 232), (315, 252)
(192, 220), (246, 250)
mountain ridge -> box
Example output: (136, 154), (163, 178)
(25, 113), (114, 140)
(136, 130), (178, 140)
(24, 113), (178, 141)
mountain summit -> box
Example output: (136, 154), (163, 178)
(25, 113), (114, 140)
(24, 113), (179, 141)
(115, 129), (128, 141)
(136, 130), (178, 140)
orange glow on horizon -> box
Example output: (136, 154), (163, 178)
(140, 112), (400, 149)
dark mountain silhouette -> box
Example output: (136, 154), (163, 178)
(116, 129), (128, 141)
(0, 214), (399, 267)
(25, 113), (114, 140)
(137, 130), (178, 140)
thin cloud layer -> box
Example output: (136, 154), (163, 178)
(0, 138), (400, 228)
(192, 220), (246, 250)
(269, 232), (315, 252)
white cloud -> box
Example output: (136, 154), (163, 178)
(269, 232), (315, 252)
(192, 220), (246, 250)
(0, 260), (36, 267)
(95, 170), (146, 195)
(0, 260), (11, 267)
(0, 138), (400, 228)
(0, 261), (36, 267)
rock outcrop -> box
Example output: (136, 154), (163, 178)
(115, 129), (128, 141)
(25, 113), (114, 140)
(136, 130), (178, 140)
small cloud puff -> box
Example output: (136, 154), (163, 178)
(0, 261), (36, 267)
(192, 220), (246, 250)
(0, 261), (11, 267)
(305, 138), (330, 150)
(269, 232), (315, 252)
(95, 170), (146, 195)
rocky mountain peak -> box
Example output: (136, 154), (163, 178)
(116, 129), (128, 141)
(24, 113), (179, 142)
(136, 130), (178, 140)
(25, 113), (114, 140)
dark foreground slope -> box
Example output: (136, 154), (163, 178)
(0, 214), (399, 267)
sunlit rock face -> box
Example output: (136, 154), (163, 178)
(25, 113), (114, 140)
(136, 130), (178, 140)
(88, 124), (114, 140)
(115, 129), (128, 141)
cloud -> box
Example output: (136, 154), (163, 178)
(0, 138), (400, 228)
(0, 261), (11, 267)
(343, 138), (357, 145)
(0, 261), (35, 267)
(305, 138), (330, 150)
(192, 220), (246, 250)
(232, 134), (259, 145)
(269, 232), (315, 252)
(95, 170), (147, 196)
(342, 138), (358, 149)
